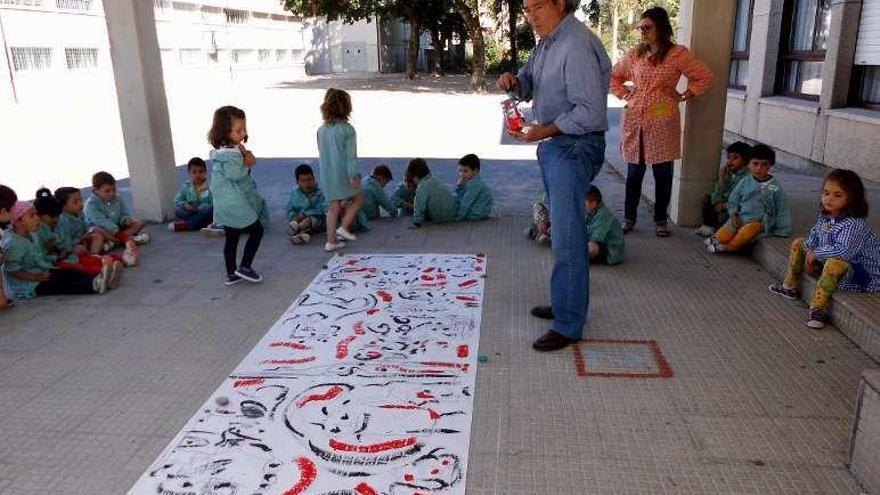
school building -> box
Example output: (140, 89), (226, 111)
(724, 0), (880, 182)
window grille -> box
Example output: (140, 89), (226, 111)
(10, 46), (52, 71)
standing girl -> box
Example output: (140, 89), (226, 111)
(208, 105), (269, 286)
(769, 169), (880, 328)
(317, 88), (363, 252)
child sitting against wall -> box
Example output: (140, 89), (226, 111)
(454, 154), (493, 222)
(0, 185), (17, 310)
(586, 186), (625, 265)
(706, 144), (791, 254)
(357, 165), (398, 230)
(85, 171), (150, 252)
(407, 158), (456, 227)
(769, 169), (880, 329)
(525, 189), (551, 245)
(695, 141), (752, 237)
(285, 164), (328, 245)
(169, 157), (223, 236)
(3, 202), (113, 299)
(391, 174), (416, 216)
(55, 186), (135, 266)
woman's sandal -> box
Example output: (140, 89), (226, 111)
(655, 223), (671, 237)
(622, 220), (635, 235)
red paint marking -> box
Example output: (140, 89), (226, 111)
(296, 385), (344, 408)
(422, 267), (435, 273)
(233, 378), (265, 388)
(270, 341), (311, 350)
(442, 459), (450, 466)
(366, 308), (380, 315)
(475, 266), (483, 272)
(420, 274), (434, 281)
(329, 437), (416, 453)
(416, 391), (435, 399)
(404, 474), (415, 482)
(457, 345), (469, 358)
(420, 361), (469, 372)
(281, 457), (317, 495)
(458, 279), (478, 288)
(365, 350), (381, 359)
(376, 290), (393, 302)
(456, 295), (477, 302)
(354, 483), (379, 495)
(431, 469), (440, 475)
(571, 339), (674, 379)
(377, 404), (440, 421)
(354, 322), (366, 335)
(336, 336), (358, 359)
(345, 267), (377, 274)
(346, 258), (358, 265)
(263, 357), (316, 365)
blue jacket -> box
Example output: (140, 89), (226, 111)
(285, 186), (328, 220)
(413, 175), (456, 224)
(84, 194), (131, 234)
(210, 147), (270, 229)
(727, 174), (791, 237)
(454, 175), (493, 221)
(803, 214), (880, 292)
(2, 230), (53, 299)
(173, 181), (213, 210)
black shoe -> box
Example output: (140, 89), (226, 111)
(235, 267), (263, 283)
(532, 330), (578, 352)
(224, 274), (244, 286)
(530, 305), (554, 320)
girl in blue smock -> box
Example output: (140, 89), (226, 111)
(317, 88), (364, 253)
(208, 106), (268, 286)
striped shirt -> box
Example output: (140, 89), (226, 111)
(804, 214), (880, 292)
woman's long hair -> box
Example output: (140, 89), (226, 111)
(636, 7), (675, 65)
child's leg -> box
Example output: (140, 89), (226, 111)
(714, 222), (738, 244)
(308, 215), (327, 234)
(0, 272), (10, 307)
(717, 221), (763, 251)
(810, 258), (850, 310)
(782, 238), (807, 288)
(86, 233), (104, 254)
(239, 221), (264, 270)
(35, 268), (97, 295)
(121, 219), (145, 237)
(223, 226), (242, 276)
(174, 207), (195, 222)
(340, 194), (364, 231)
(326, 201), (342, 243)
(184, 208), (213, 231)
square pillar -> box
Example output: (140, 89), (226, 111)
(671, 0), (737, 227)
(819, 0), (863, 110)
(102, 0), (176, 222)
(741, 0), (785, 138)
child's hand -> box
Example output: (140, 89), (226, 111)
(714, 202), (727, 213)
(75, 245), (88, 256)
(350, 177), (361, 189)
(294, 215), (305, 222)
(805, 250), (818, 273)
(239, 145), (256, 167)
(186, 203), (198, 212)
(538, 222), (550, 235)
(36, 272), (52, 282)
(731, 214), (742, 228)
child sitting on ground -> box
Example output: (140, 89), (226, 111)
(357, 165), (398, 230)
(695, 141), (752, 237)
(454, 154), (493, 221)
(769, 169), (879, 329)
(169, 157), (223, 236)
(526, 189), (551, 245)
(585, 186), (625, 265)
(407, 158), (456, 227)
(33, 188), (123, 285)
(0, 184), (17, 309)
(3, 201), (115, 299)
(706, 144), (791, 253)
(391, 174), (416, 216)
(285, 164), (328, 245)
(85, 171), (150, 249)
(56, 186), (135, 266)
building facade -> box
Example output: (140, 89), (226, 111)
(724, 0), (880, 182)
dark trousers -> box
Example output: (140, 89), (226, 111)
(175, 206), (214, 231)
(624, 161), (673, 224)
(701, 195), (729, 228)
(223, 221), (263, 275)
(35, 268), (95, 296)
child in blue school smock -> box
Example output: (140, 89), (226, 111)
(391, 174), (416, 216)
(55, 186), (133, 266)
(168, 157), (223, 236)
(769, 169), (880, 329)
(408, 158), (456, 226)
(706, 144), (791, 254)
(356, 164), (398, 231)
(454, 154), (493, 222)
(0, 185), (17, 310)
(209, 105), (269, 286)
(318, 88), (364, 252)
(3, 201), (112, 299)
(285, 164), (328, 245)
(585, 186), (625, 265)
(84, 171), (150, 249)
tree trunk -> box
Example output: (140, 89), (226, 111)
(611, 1), (620, 63)
(430, 27), (444, 75)
(406, 9), (420, 80)
(507, 0), (517, 69)
(458, 1), (485, 92)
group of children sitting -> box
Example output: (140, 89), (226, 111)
(0, 172), (150, 307)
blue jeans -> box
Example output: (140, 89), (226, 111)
(175, 206), (214, 231)
(537, 133), (605, 339)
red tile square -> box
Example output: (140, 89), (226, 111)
(572, 339), (673, 378)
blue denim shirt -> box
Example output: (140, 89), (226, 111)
(516, 14), (611, 135)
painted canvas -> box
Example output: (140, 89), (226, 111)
(128, 253), (487, 495)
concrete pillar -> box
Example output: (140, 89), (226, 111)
(670, 0), (737, 227)
(102, 0), (176, 222)
(819, 0), (863, 110)
(741, 0), (785, 137)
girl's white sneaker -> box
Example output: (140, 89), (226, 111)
(335, 227), (357, 242)
(324, 241), (346, 252)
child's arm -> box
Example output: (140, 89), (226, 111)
(173, 185), (191, 208)
(770, 189), (792, 237)
(588, 209), (613, 244)
(345, 126), (361, 186)
(376, 189), (398, 218)
(84, 198), (120, 234)
(727, 179), (745, 227)
(412, 187), (427, 225)
(118, 198), (133, 224)
(454, 183), (477, 222)
(285, 190), (303, 220)
(215, 150), (250, 181)
(813, 220), (870, 262)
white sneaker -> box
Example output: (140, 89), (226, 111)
(122, 240), (139, 267)
(324, 241), (346, 252)
(707, 241), (722, 254)
(336, 227), (357, 242)
(290, 232), (311, 245)
(107, 260), (123, 290)
(200, 224), (225, 237)
(131, 232), (150, 245)
(93, 263), (110, 294)
(286, 220), (301, 236)
(694, 225), (715, 237)
(703, 236), (716, 246)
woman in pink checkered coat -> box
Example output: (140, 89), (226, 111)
(610, 6), (714, 238)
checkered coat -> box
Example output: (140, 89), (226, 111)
(610, 45), (714, 165)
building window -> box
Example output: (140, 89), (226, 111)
(10, 46), (52, 71)
(55, 0), (91, 10)
(852, 66), (880, 109)
(729, 0), (753, 89)
(292, 49), (304, 64)
(259, 49), (271, 64)
(231, 49), (253, 65)
(276, 49), (289, 64)
(224, 8), (248, 24)
(776, 0), (831, 99)
(64, 48), (97, 70)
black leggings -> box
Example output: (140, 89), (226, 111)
(35, 268), (96, 296)
(624, 161), (673, 223)
(223, 221), (264, 275)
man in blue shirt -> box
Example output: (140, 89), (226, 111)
(498, 0), (611, 351)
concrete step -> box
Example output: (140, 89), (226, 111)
(849, 369), (880, 494)
(753, 236), (880, 363)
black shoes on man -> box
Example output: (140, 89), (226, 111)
(530, 305), (578, 351)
